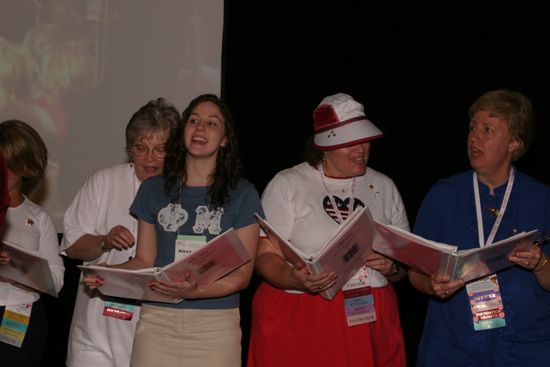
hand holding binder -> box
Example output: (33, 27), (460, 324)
(372, 224), (542, 282)
(257, 206), (376, 300)
(79, 228), (251, 303)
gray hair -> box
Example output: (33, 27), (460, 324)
(125, 97), (180, 154)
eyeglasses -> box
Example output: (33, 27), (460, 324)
(131, 144), (167, 159)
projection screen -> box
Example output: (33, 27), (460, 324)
(0, 0), (224, 230)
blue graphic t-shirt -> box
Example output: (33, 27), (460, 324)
(130, 175), (263, 309)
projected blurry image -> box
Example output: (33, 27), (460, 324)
(0, 0), (104, 139)
(0, 0), (107, 226)
(0, 0), (223, 230)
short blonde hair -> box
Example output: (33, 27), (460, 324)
(469, 89), (534, 161)
(0, 120), (48, 191)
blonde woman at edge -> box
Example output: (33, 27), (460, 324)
(0, 120), (65, 367)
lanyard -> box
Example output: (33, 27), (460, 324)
(473, 167), (514, 247)
(318, 164), (355, 224)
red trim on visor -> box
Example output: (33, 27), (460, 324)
(314, 133), (384, 151)
(314, 106), (367, 133)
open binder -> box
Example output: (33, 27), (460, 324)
(256, 206), (376, 300)
(0, 240), (58, 297)
(372, 223), (541, 282)
(79, 228), (251, 303)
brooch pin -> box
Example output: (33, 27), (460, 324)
(488, 208), (500, 218)
(369, 184), (380, 196)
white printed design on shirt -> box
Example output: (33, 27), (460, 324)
(158, 203), (188, 232)
(193, 206), (223, 235)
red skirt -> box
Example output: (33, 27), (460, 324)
(247, 282), (406, 367)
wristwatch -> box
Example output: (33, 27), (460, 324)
(98, 237), (110, 252)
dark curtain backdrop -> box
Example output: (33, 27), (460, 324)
(221, 1), (550, 366)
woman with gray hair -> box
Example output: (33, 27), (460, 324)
(61, 98), (179, 367)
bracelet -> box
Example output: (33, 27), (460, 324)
(534, 255), (548, 273)
(98, 237), (110, 252)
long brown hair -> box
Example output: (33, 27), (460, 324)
(163, 94), (242, 209)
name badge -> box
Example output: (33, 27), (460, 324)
(103, 301), (136, 321)
(343, 287), (376, 326)
(342, 266), (376, 326)
(466, 274), (506, 331)
(175, 235), (207, 261)
(0, 303), (33, 347)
